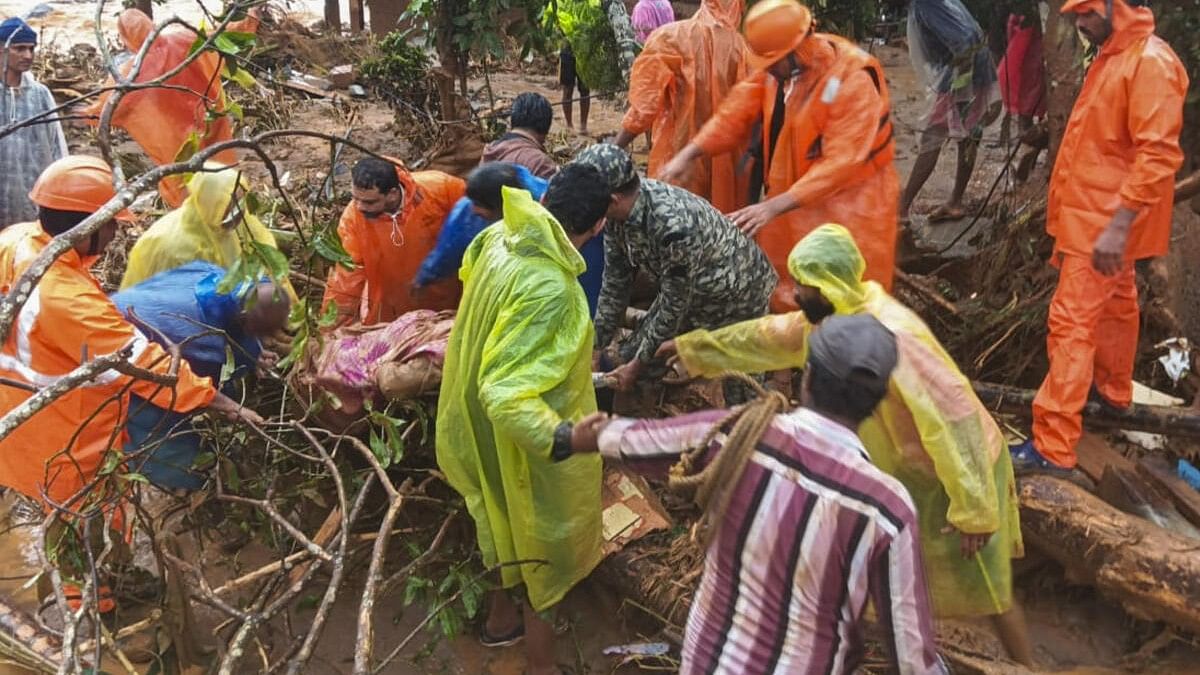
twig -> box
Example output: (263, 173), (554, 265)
(352, 477), (413, 675)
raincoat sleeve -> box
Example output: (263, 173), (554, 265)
(693, 75), (765, 158)
(676, 312), (812, 376)
(1117, 58), (1186, 211)
(477, 274), (592, 458)
(785, 70), (887, 207)
(58, 276), (215, 412)
(621, 226), (699, 363)
(621, 39), (682, 136)
(592, 230), (635, 350)
(416, 198), (487, 288)
(889, 334), (1000, 534)
(322, 207), (367, 326)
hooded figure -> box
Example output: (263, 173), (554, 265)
(615, 0), (749, 213)
(121, 165), (295, 300)
(322, 159), (465, 326)
(661, 0), (898, 311)
(87, 9), (246, 207)
(664, 224), (1031, 663)
(1014, 0), (1187, 475)
(436, 186), (602, 615)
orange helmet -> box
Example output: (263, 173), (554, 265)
(29, 155), (133, 222)
(743, 0), (813, 71)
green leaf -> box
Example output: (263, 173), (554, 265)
(219, 346), (237, 385)
(226, 100), (244, 121)
(248, 241), (290, 283)
(192, 452), (216, 468)
(318, 299), (339, 328)
(123, 472), (149, 484)
(313, 228), (356, 268)
(172, 131), (201, 163)
(369, 428), (392, 469)
(187, 32), (208, 57)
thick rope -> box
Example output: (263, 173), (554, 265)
(667, 372), (791, 546)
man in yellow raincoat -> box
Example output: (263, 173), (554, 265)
(658, 224), (1033, 666)
(121, 164), (295, 300)
(436, 164), (609, 675)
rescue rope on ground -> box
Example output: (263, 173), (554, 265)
(668, 372), (789, 546)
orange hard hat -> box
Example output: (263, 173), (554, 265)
(29, 155), (133, 222)
(1059, 0), (1105, 13)
(743, 0), (813, 71)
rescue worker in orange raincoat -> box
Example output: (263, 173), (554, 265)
(87, 8), (253, 207)
(0, 156), (260, 514)
(322, 157), (466, 326)
(1010, 0), (1188, 478)
(611, 0), (749, 213)
(660, 0), (899, 312)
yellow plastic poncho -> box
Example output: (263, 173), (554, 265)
(435, 187), (603, 611)
(121, 165), (295, 299)
(675, 224), (1022, 618)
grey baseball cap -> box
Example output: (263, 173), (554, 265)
(807, 314), (897, 389)
(572, 143), (638, 191)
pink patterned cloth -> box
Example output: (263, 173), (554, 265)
(631, 0), (675, 43)
(310, 309), (455, 414)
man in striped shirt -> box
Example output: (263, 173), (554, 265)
(574, 315), (947, 674)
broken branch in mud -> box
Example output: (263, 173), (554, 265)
(1019, 475), (1200, 634)
(973, 381), (1200, 439)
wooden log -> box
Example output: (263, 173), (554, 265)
(1175, 170), (1200, 204)
(973, 381), (1200, 439)
(1018, 475), (1200, 634)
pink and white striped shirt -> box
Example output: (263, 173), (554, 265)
(598, 407), (947, 675)
(630, 0), (676, 43)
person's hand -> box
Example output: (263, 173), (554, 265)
(610, 359), (643, 392)
(1092, 208), (1135, 276)
(571, 412), (612, 453)
(256, 349), (280, 378)
(209, 393), (266, 427)
(728, 202), (779, 238)
(942, 525), (994, 559)
(654, 340), (678, 360)
(658, 153), (695, 186)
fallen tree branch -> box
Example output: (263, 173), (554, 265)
(973, 381), (1200, 439)
(0, 347), (132, 441)
(1174, 169), (1200, 204)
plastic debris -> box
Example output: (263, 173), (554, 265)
(603, 642), (671, 666)
(1178, 458), (1200, 492)
(1155, 337), (1192, 384)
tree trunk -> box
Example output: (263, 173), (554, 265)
(973, 381), (1200, 438)
(1019, 475), (1200, 634)
(349, 0), (365, 32)
(324, 0), (341, 30)
(1042, 1), (1084, 164)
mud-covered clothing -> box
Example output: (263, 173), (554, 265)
(593, 178), (776, 364)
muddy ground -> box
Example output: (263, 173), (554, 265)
(1, 3), (1199, 673)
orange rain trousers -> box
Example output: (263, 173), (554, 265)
(88, 9), (243, 207)
(621, 0), (748, 212)
(1032, 256), (1138, 468)
(323, 165), (466, 326)
(694, 34), (898, 312)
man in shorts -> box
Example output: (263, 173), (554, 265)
(559, 44), (590, 135)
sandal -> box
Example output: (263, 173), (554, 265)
(479, 622), (525, 648)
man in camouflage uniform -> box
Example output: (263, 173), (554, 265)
(572, 144), (776, 395)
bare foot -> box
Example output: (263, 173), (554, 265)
(926, 203), (967, 223)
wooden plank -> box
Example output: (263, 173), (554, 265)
(974, 381), (1200, 439)
(1074, 432), (1136, 484)
(1138, 455), (1200, 530)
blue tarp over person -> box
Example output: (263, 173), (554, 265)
(112, 261), (290, 489)
(415, 162), (607, 314)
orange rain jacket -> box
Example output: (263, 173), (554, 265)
(694, 33), (898, 312)
(88, 9), (243, 207)
(0, 222), (214, 508)
(1047, 0), (1187, 262)
(621, 0), (749, 212)
(323, 163), (466, 326)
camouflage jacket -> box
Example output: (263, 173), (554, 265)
(594, 178), (777, 363)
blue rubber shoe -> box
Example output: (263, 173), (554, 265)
(1009, 439), (1095, 490)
